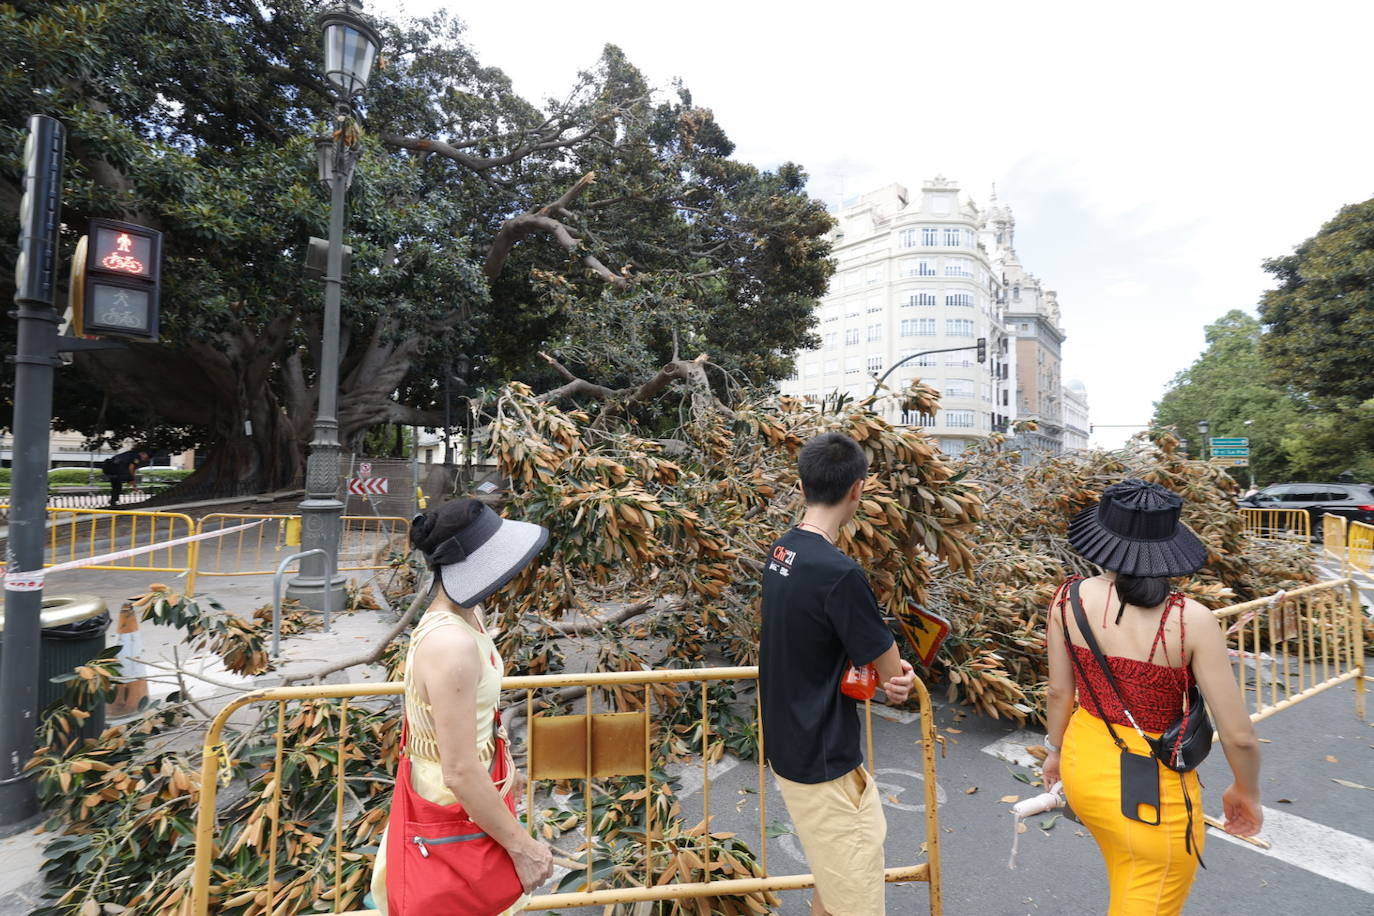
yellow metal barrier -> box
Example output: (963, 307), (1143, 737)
(1212, 578), (1366, 725)
(1347, 520), (1374, 574)
(186, 514), (410, 594)
(42, 507), (196, 573)
(1321, 512), (1347, 564)
(1238, 507), (1311, 542)
(191, 668), (943, 915)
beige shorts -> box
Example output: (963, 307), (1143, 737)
(774, 765), (887, 916)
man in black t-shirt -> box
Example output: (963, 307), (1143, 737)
(760, 431), (915, 916)
(101, 448), (150, 508)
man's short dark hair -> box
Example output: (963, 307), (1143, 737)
(797, 432), (869, 505)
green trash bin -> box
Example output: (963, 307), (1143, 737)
(0, 595), (110, 741)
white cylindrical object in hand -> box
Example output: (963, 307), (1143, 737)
(1011, 781), (1064, 818)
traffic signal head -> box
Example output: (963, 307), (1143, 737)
(14, 116), (65, 306)
(79, 219), (162, 341)
(976, 337), (987, 363)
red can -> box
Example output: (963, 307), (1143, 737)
(840, 662), (878, 700)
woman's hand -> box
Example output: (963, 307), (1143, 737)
(1041, 750), (1061, 789)
(1221, 783), (1263, 837)
(511, 837), (555, 893)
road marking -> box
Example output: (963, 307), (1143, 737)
(668, 753), (741, 799)
(980, 730), (1045, 769)
(984, 731), (1374, 895)
(1210, 806), (1374, 895)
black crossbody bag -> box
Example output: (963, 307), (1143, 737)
(1062, 579), (1212, 863)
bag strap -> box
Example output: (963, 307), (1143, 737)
(1066, 580), (1151, 746)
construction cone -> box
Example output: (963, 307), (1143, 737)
(108, 600), (148, 718)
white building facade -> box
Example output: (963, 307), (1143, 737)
(1061, 380), (1091, 451)
(783, 177), (1013, 454)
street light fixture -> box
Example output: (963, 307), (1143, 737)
(287, 0), (380, 610)
(1197, 420), (1210, 462)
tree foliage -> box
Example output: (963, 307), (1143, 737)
(1152, 310), (1302, 486)
(1258, 197), (1374, 479)
(1, 0), (833, 494)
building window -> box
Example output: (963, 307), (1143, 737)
(943, 227), (961, 246)
(866, 298), (883, 313)
(898, 228), (919, 248)
(844, 357), (861, 375)
(866, 266), (883, 284)
(824, 332), (838, 348)
(922, 227), (939, 246)
(845, 328), (860, 346)
(900, 350), (938, 367)
(866, 323), (882, 342)
(944, 259), (974, 279)
(901, 318), (937, 337)
(898, 259), (919, 278)
(900, 292), (937, 308)
(918, 259), (937, 276)
(823, 307), (839, 323)
(964, 229), (975, 248)
(902, 410), (937, 427)
(824, 359), (839, 374)
(943, 378), (975, 398)
(804, 362), (820, 377)
(945, 293), (974, 308)
(944, 409), (975, 428)
(867, 355), (883, 373)
(945, 353), (972, 367)
(845, 306), (861, 319)
(946, 318), (975, 337)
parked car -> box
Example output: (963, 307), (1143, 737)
(1239, 481), (1374, 540)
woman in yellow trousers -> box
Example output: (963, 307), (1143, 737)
(1042, 480), (1264, 915)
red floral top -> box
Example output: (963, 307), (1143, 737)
(1056, 579), (1192, 733)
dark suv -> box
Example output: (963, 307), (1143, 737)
(1239, 482), (1374, 538)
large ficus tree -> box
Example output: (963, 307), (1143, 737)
(0, 0), (833, 494)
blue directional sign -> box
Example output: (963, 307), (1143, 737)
(1210, 437), (1249, 449)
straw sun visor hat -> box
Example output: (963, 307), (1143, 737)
(411, 500), (549, 607)
(1067, 479), (1208, 577)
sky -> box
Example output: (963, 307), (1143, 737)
(388, 0), (1373, 448)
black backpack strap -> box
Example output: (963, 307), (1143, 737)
(1061, 580), (1130, 753)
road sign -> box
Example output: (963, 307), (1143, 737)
(1210, 437), (1249, 448)
(1213, 448), (1251, 457)
(358, 461), (372, 477)
(1211, 457), (1250, 468)
(348, 477), (388, 495)
(898, 599), (951, 667)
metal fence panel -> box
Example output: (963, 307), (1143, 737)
(190, 667), (944, 915)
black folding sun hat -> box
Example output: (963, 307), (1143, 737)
(413, 503), (549, 607)
(1067, 479), (1207, 577)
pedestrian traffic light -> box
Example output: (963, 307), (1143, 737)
(976, 337), (987, 363)
(77, 219), (162, 341)
(13, 115), (65, 306)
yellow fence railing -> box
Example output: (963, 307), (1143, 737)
(1347, 520), (1374, 575)
(191, 668), (943, 915)
(1321, 513), (1348, 565)
(1238, 507), (1311, 543)
(42, 507), (196, 573)
(1213, 578), (1366, 725)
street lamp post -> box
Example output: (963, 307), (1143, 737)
(1198, 419), (1211, 463)
(286, 0), (380, 609)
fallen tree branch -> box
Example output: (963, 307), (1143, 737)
(284, 569), (433, 685)
(549, 596), (679, 635)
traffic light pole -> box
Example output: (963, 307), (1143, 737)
(869, 341), (986, 398)
(1, 115), (64, 835)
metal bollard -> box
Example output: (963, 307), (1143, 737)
(271, 549), (333, 656)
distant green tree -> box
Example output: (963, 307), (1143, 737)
(1258, 197), (1374, 480)
(1259, 198), (1374, 411)
(1153, 311), (1301, 486)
